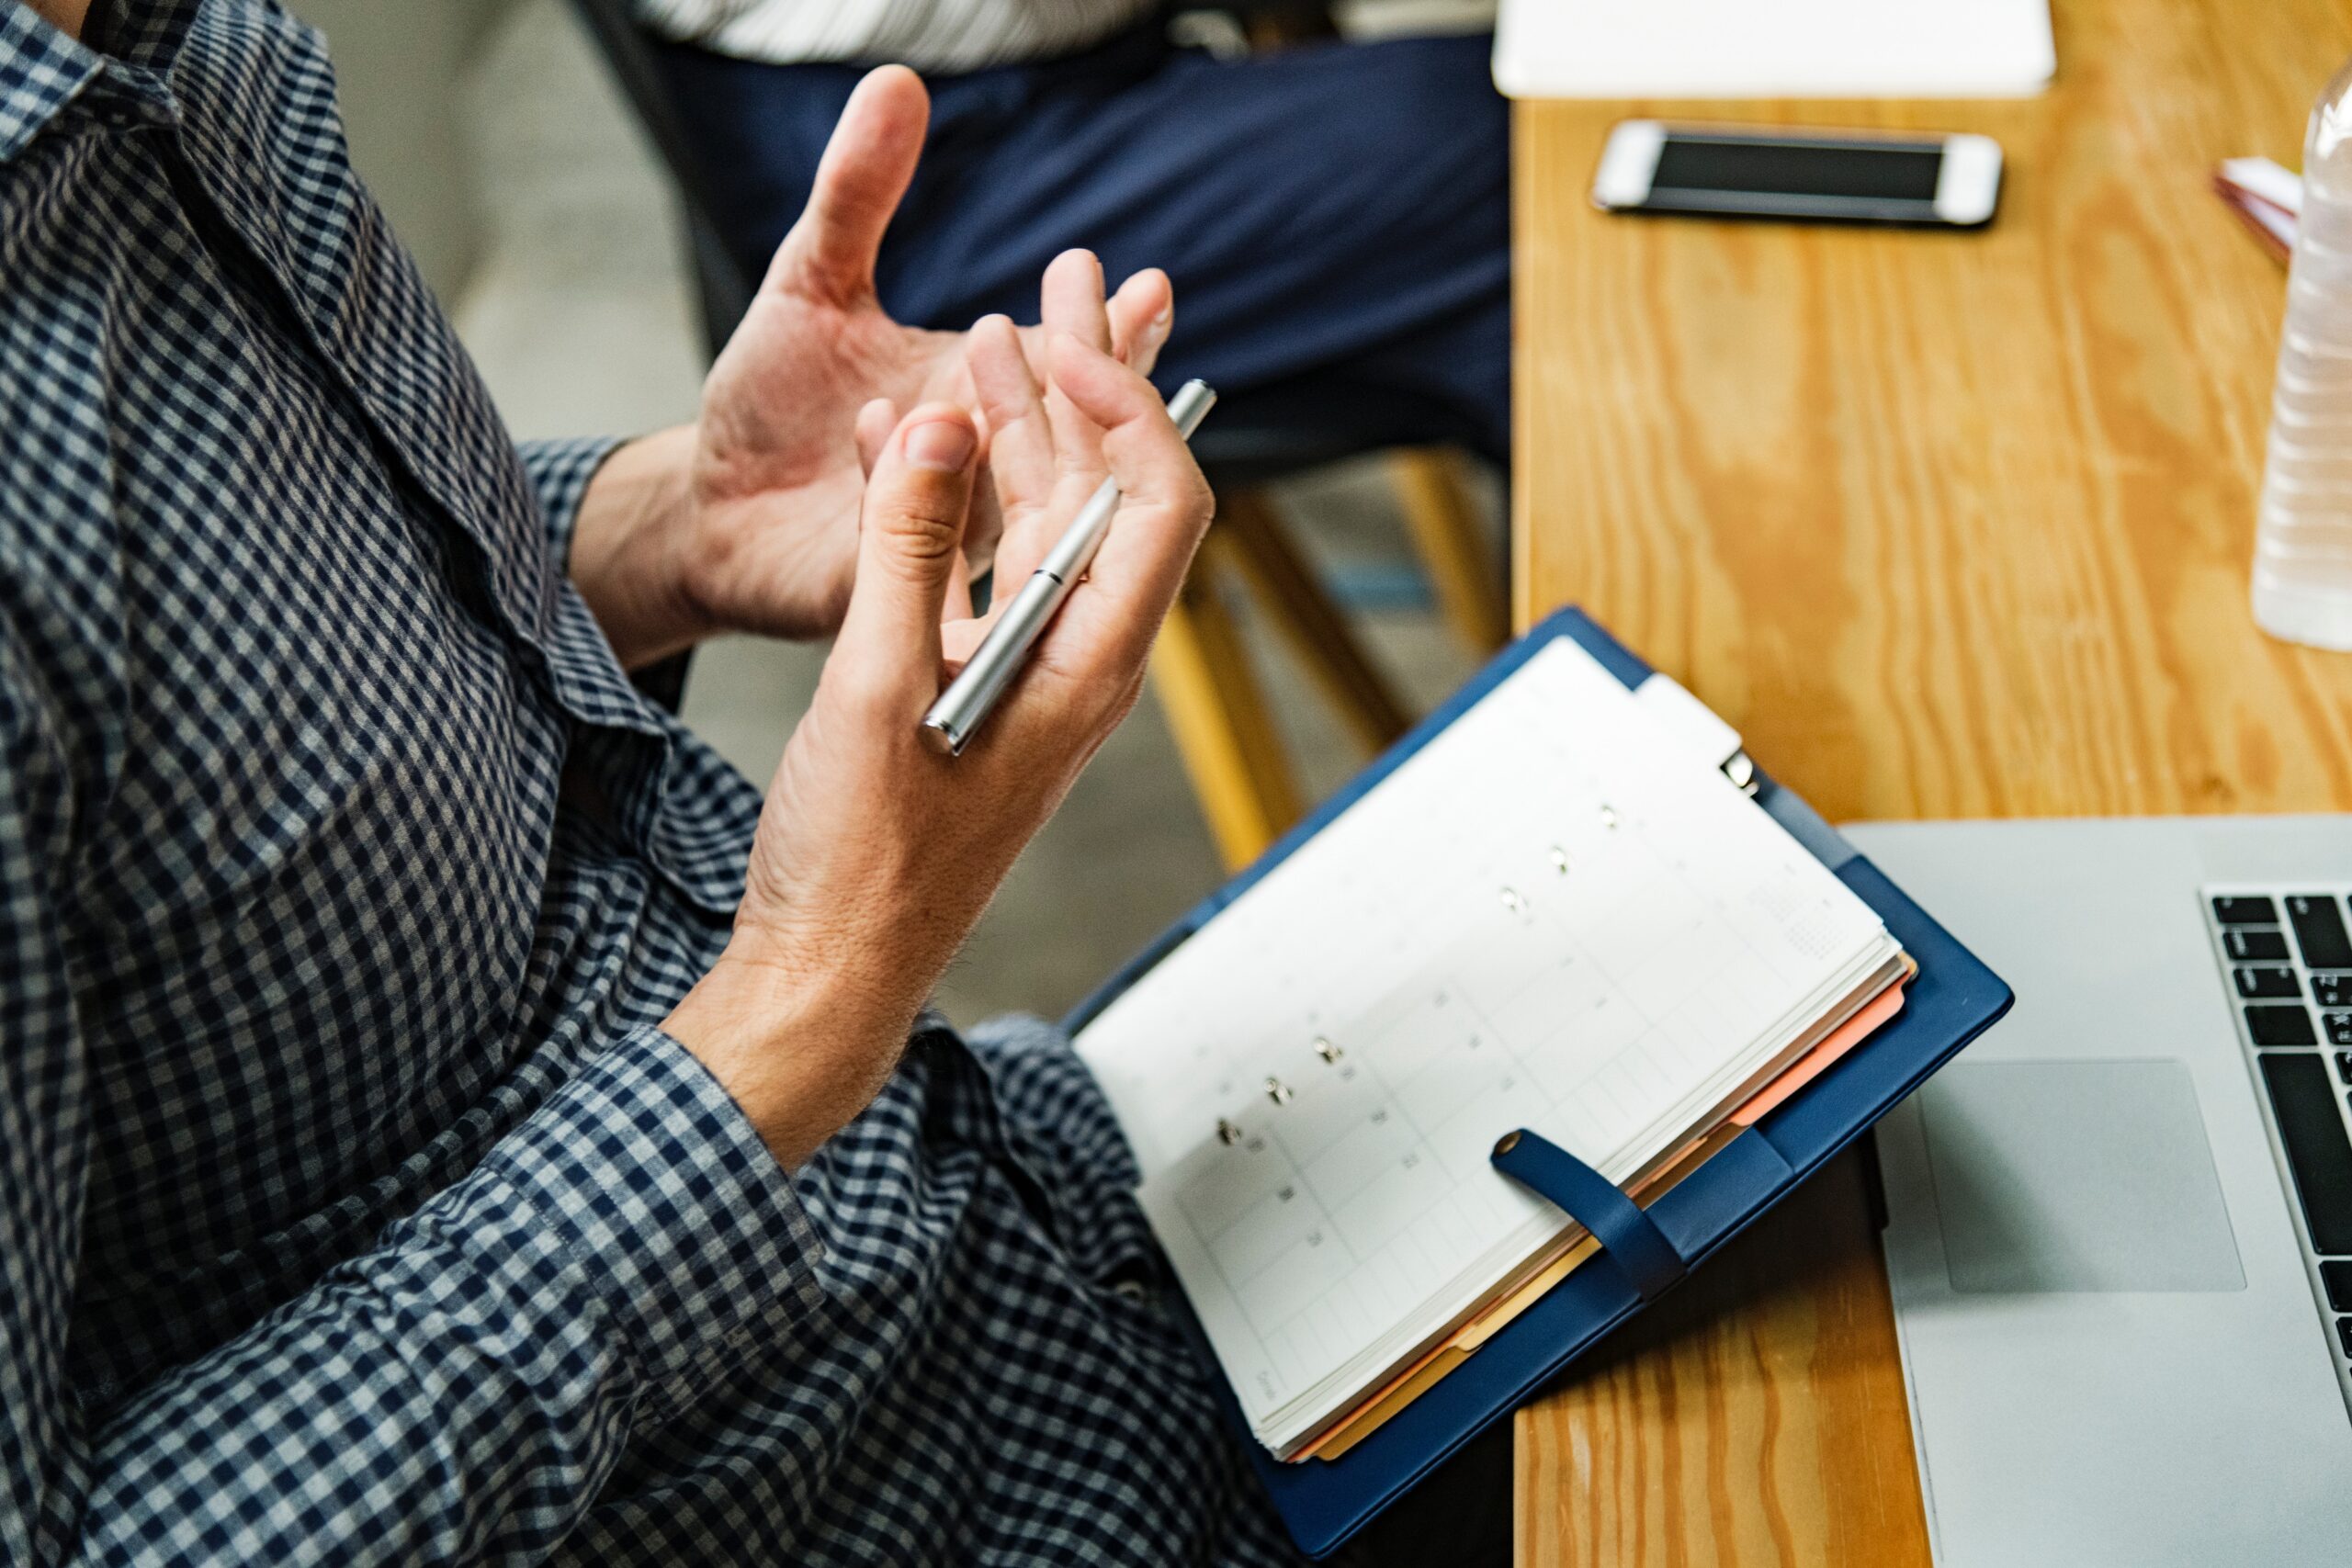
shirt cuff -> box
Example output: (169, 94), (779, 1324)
(517, 435), (625, 570)
(428, 1025), (827, 1424)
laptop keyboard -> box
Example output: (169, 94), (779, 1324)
(2206, 889), (2352, 1394)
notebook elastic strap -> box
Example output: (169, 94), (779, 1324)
(1489, 1128), (1688, 1303)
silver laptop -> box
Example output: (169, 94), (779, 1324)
(1846, 816), (2352, 1568)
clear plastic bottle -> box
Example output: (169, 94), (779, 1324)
(2254, 53), (2352, 649)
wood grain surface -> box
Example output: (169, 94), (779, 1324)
(1511, 1), (2352, 1562)
(1513, 1156), (1925, 1568)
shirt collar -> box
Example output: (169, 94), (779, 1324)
(0, 6), (103, 162)
(90, 0), (197, 73)
(0, 0), (185, 164)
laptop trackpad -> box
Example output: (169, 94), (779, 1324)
(1920, 1060), (2244, 1293)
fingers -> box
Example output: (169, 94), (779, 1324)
(1041, 249), (1114, 354)
(968, 312), (1084, 592)
(1049, 333), (1210, 513)
(1013, 333), (1213, 678)
(854, 397), (898, 478)
(967, 315), (1054, 515)
(1107, 268), (1174, 378)
(944, 554), (978, 624)
(765, 66), (928, 304)
(1039, 250), (1114, 469)
(958, 316), (1048, 586)
(832, 402), (979, 711)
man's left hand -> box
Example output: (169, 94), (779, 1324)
(564, 66), (1174, 669)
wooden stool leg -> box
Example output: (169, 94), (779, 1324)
(1390, 448), (1509, 655)
(1216, 487), (1411, 755)
(1148, 542), (1303, 871)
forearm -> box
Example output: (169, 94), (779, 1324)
(554, 424), (708, 670)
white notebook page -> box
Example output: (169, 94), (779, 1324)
(1076, 638), (1894, 1449)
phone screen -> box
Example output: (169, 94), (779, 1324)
(1652, 136), (1943, 204)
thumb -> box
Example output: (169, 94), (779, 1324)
(765, 65), (928, 303)
(834, 403), (979, 707)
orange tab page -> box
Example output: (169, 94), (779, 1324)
(1732, 963), (1913, 1125)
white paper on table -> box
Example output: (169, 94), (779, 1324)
(1493, 0), (2055, 101)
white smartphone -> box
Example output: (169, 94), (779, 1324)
(1592, 121), (2003, 229)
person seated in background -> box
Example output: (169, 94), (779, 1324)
(1, 0), (1296, 1561)
(630, 0), (1512, 464)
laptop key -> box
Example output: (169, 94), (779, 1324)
(2236, 965), (2303, 999)
(2330, 1261), (2352, 1314)
(2248, 1003), (2320, 1047)
(2213, 896), (2280, 926)
(2342, 1316), (2352, 1359)
(2259, 1054), (2352, 1256)
(2315, 975), (2352, 1009)
(2288, 895), (2352, 970)
(2228, 929), (2292, 962)
(2337, 1051), (2352, 1084)
(2331, 1014), (2352, 1048)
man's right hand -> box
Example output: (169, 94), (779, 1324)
(661, 272), (1214, 1169)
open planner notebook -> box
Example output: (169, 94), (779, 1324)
(1076, 637), (1909, 1459)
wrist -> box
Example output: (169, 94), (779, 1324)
(662, 938), (920, 1169)
(567, 423), (709, 669)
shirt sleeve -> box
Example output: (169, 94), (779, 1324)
(516, 436), (695, 711)
(516, 436), (625, 571)
(0, 626), (827, 1565)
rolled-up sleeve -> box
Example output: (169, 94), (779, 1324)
(50, 1025), (826, 1565)
(377, 1026), (829, 1429)
(516, 436), (625, 570)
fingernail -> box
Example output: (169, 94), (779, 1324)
(905, 420), (976, 472)
(1152, 307), (1171, 332)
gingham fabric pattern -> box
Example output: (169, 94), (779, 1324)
(0, 4), (1297, 1562)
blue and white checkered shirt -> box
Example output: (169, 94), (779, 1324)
(0, 3), (1296, 1561)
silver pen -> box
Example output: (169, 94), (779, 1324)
(920, 378), (1217, 755)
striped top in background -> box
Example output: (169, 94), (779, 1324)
(631, 0), (1159, 73)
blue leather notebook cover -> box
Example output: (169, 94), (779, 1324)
(1065, 606), (2013, 1558)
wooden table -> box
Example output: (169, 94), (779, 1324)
(1509, 3), (2352, 1563)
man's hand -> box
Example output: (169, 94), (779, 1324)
(564, 67), (1174, 669)
(662, 298), (1213, 1168)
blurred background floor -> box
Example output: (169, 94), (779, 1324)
(443, 0), (1500, 1026)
